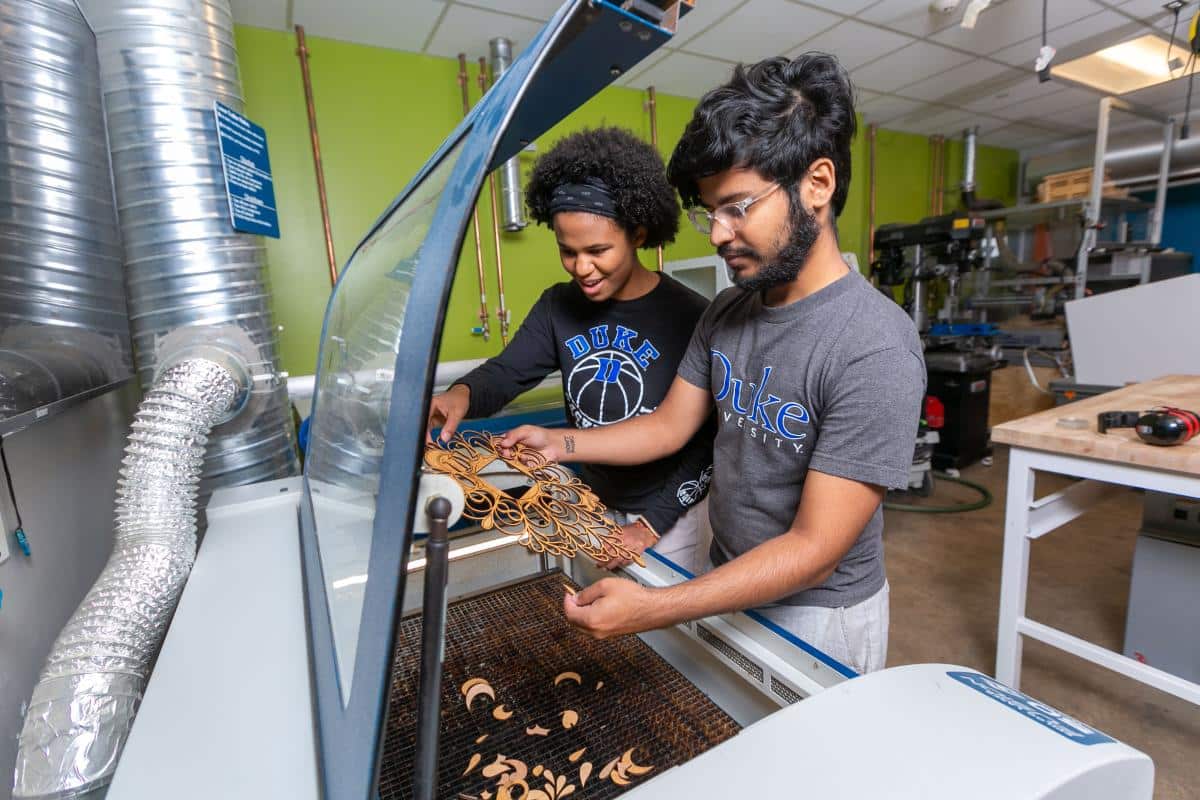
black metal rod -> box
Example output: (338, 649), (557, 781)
(412, 495), (453, 800)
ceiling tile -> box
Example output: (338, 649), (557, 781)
(457, 0), (563, 21)
(979, 121), (1059, 148)
(792, 0), (875, 12)
(887, 107), (981, 137)
(683, 0), (840, 63)
(963, 72), (1065, 114)
(1116, 0), (1179, 25)
(292, 0), (446, 53)
(1124, 76), (1197, 108)
(899, 59), (1021, 102)
(931, 0), (1102, 54)
(850, 40), (975, 93)
(989, 10), (1144, 67)
(619, 51), (737, 98)
(669, 0), (749, 48)
(230, 0), (288, 30)
(856, 93), (925, 124)
(992, 85), (1102, 126)
(423, 3), (542, 58)
(789, 19), (913, 71)
(857, 0), (961, 37)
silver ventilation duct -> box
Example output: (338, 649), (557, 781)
(960, 125), (979, 205)
(1025, 127), (1200, 192)
(0, 0), (132, 413)
(13, 329), (252, 800)
(489, 37), (527, 232)
(80, 0), (297, 492)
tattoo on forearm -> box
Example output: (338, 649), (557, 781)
(563, 434), (576, 455)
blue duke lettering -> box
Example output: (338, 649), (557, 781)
(565, 324), (660, 369)
(712, 349), (809, 454)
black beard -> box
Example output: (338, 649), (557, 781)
(721, 201), (821, 293)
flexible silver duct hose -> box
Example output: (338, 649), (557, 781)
(13, 356), (244, 799)
(0, 0), (132, 399)
(79, 0), (298, 493)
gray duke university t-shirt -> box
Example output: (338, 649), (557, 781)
(677, 268), (925, 608)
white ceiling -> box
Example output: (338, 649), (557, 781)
(233, 0), (1200, 151)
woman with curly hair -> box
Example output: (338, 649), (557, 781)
(427, 127), (714, 571)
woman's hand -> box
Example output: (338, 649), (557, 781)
(426, 384), (471, 442)
(499, 424), (566, 462)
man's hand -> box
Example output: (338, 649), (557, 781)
(499, 424), (567, 462)
(426, 384), (471, 443)
(598, 522), (657, 571)
(563, 577), (663, 639)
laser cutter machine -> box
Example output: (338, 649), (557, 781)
(100, 3), (1152, 798)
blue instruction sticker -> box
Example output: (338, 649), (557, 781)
(214, 101), (281, 239)
(948, 671), (1115, 745)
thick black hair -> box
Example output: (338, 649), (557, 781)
(525, 126), (679, 248)
(667, 53), (857, 218)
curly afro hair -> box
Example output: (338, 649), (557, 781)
(525, 127), (679, 249)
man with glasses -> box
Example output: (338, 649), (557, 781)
(502, 54), (924, 673)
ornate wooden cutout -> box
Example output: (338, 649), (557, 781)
(424, 431), (644, 567)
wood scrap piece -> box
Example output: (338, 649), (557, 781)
(476, 734), (489, 744)
(561, 709), (578, 729)
(595, 681), (604, 690)
(562, 583), (577, 596)
(579, 762), (592, 787)
(463, 753), (482, 776)
(460, 677), (489, 695)
(553, 671), (582, 687)
(568, 748), (586, 763)
(465, 682), (495, 710)
(618, 746), (654, 776)
(493, 704), (513, 720)
(598, 757), (619, 780)
(482, 755), (511, 778)
(525, 724), (550, 736)
(532, 765), (543, 777)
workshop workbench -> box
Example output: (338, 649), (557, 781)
(992, 374), (1200, 705)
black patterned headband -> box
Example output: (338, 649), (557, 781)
(548, 179), (619, 219)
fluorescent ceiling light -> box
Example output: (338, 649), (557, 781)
(1053, 34), (1198, 95)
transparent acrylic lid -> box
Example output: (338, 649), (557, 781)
(305, 137), (467, 700)
(295, 3), (681, 797)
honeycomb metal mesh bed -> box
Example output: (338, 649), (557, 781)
(379, 571), (742, 799)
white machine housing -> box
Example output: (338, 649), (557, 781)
(105, 478), (1153, 800)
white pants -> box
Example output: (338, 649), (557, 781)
(754, 582), (890, 674)
(690, 509), (890, 674)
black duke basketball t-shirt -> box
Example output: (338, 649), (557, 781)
(456, 273), (714, 533)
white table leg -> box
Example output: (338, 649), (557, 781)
(996, 447), (1035, 688)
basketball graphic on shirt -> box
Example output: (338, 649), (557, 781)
(567, 349), (645, 427)
(676, 464), (713, 506)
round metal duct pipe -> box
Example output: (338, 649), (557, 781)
(489, 37), (528, 232)
(0, 0), (132, 405)
(79, 0), (298, 492)
(1025, 127), (1200, 190)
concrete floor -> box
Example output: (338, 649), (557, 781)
(883, 446), (1200, 800)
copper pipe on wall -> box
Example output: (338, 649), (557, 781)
(867, 124), (877, 269)
(479, 57), (510, 345)
(458, 53), (491, 341)
(645, 86), (663, 272)
(929, 134), (945, 215)
(295, 25), (338, 287)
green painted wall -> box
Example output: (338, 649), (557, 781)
(235, 25), (1017, 378)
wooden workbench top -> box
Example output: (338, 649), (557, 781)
(991, 375), (1200, 475)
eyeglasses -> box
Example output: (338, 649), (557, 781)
(687, 182), (781, 235)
